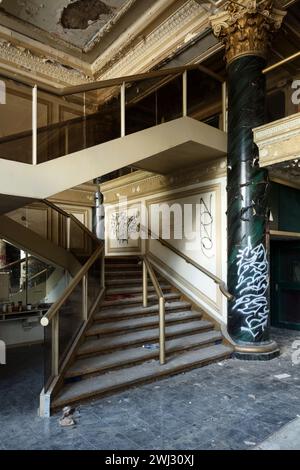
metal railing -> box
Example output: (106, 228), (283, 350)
(142, 256), (165, 365)
(0, 256), (28, 271)
(136, 223), (233, 365)
(0, 249), (54, 305)
(1, 50), (299, 166)
(0, 63), (227, 166)
(40, 244), (104, 378)
(0, 63), (223, 97)
(142, 225), (233, 302)
(262, 51), (300, 75)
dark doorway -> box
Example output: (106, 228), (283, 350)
(271, 240), (300, 330)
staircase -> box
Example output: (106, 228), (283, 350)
(52, 257), (232, 410)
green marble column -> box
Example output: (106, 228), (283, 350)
(227, 56), (279, 359)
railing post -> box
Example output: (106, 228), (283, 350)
(182, 70), (187, 117)
(65, 125), (69, 155)
(143, 259), (148, 308)
(101, 251), (105, 289)
(159, 297), (165, 365)
(222, 81), (227, 132)
(32, 85), (38, 165)
(51, 315), (59, 377)
(66, 217), (71, 251)
(83, 91), (87, 149)
(82, 274), (88, 321)
(121, 81), (126, 137)
(25, 252), (29, 307)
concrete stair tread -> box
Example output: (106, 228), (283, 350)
(106, 278), (163, 286)
(53, 344), (232, 408)
(106, 271), (143, 278)
(105, 263), (142, 270)
(94, 300), (192, 321)
(66, 330), (224, 378)
(86, 310), (202, 336)
(102, 292), (181, 308)
(106, 284), (171, 295)
(78, 319), (214, 356)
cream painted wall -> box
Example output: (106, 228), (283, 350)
(103, 167), (228, 325)
(0, 79), (97, 139)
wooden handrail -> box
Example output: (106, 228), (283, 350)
(142, 226), (233, 301)
(40, 244), (103, 326)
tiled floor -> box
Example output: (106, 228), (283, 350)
(0, 328), (300, 450)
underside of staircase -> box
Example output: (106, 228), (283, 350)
(52, 257), (232, 410)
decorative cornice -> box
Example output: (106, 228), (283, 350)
(0, 39), (89, 86)
(253, 112), (300, 167)
(94, 0), (207, 79)
(101, 158), (227, 204)
(210, 0), (286, 65)
(49, 183), (98, 207)
(254, 112), (300, 146)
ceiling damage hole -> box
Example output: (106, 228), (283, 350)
(61, 0), (113, 30)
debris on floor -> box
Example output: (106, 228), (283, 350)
(59, 406), (76, 427)
(274, 373), (291, 380)
(142, 344), (159, 350)
(244, 440), (256, 446)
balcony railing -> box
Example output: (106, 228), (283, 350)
(0, 64), (226, 166)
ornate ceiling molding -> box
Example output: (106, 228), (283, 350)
(0, 38), (89, 86)
(0, 0), (213, 88)
(210, 0), (286, 65)
(95, 0), (208, 79)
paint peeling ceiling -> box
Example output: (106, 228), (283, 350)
(0, 0), (133, 50)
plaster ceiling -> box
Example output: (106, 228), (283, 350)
(0, 0), (134, 50)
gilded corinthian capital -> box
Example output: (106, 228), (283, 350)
(210, 0), (286, 65)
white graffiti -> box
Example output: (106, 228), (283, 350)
(233, 236), (269, 339)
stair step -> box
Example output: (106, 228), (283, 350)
(106, 284), (172, 296)
(106, 277), (163, 287)
(106, 270), (143, 278)
(105, 263), (142, 270)
(78, 319), (214, 357)
(102, 292), (181, 308)
(66, 330), (223, 379)
(53, 344), (232, 409)
(94, 300), (192, 322)
(87, 310), (202, 337)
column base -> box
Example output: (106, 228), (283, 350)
(233, 341), (280, 361)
